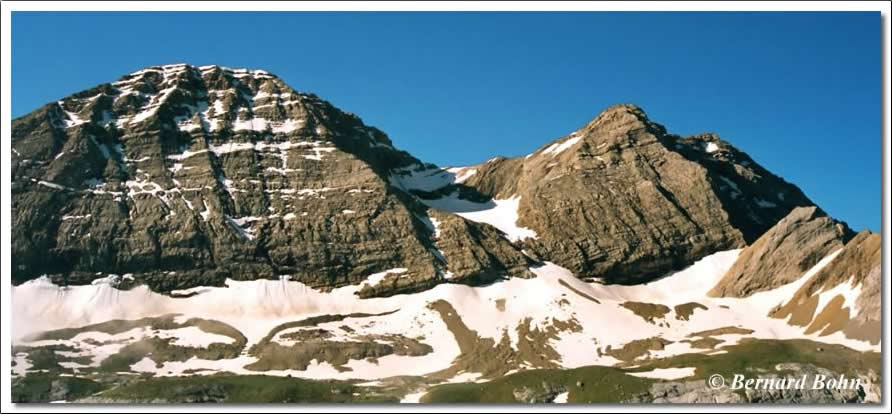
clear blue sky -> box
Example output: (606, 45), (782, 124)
(11, 12), (881, 232)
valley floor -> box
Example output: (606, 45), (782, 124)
(10, 249), (882, 403)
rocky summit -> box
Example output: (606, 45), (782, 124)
(10, 64), (882, 405)
(10, 63), (532, 295)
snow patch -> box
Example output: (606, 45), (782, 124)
(420, 194), (537, 242)
(717, 176), (742, 199)
(626, 367), (697, 380)
(362, 268), (409, 289)
(755, 198), (778, 208)
(541, 136), (581, 156)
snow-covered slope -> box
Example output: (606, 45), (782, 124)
(11, 248), (876, 382)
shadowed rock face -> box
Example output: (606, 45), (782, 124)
(10, 64), (531, 295)
(456, 104), (817, 284)
(709, 206), (853, 298)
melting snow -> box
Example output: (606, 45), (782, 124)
(755, 198), (778, 208)
(446, 167), (477, 184)
(541, 137), (581, 156)
(627, 367), (697, 380)
(152, 327), (237, 348)
(225, 216), (257, 240)
(57, 101), (88, 128)
(61, 214), (92, 221)
(200, 200), (212, 221)
(362, 268), (408, 289)
(717, 176), (742, 199)
(420, 195), (537, 242)
(37, 180), (70, 191)
(400, 390), (427, 403)
(10, 234), (874, 383)
(813, 276), (863, 318)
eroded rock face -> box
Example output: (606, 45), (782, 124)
(457, 104), (816, 284)
(512, 382), (567, 403)
(770, 231), (882, 344)
(10, 64), (531, 295)
(9, 65), (838, 293)
(709, 206), (853, 298)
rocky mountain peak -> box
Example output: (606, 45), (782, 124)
(565, 103), (667, 152)
(587, 103), (649, 126)
(10, 63), (536, 294)
(446, 101), (819, 283)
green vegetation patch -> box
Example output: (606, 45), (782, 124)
(421, 366), (654, 403)
(96, 374), (399, 403)
(12, 373), (108, 403)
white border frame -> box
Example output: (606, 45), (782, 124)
(1, 2), (889, 413)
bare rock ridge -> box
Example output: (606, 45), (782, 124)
(709, 206), (854, 298)
(769, 230), (881, 344)
(11, 64), (841, 294)
(707, 204), (880, 345)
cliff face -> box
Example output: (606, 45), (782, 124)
(769, 231), (882, 345)
(444, 104), (817, 283)
(10, 64), (532, 295)
(709, 206), (853, 298)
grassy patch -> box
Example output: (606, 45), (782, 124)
(97, 374), (399, 403)
(19, 315), (248, 375)
(12, 344), (94, 373)
(421, 366), (653, 403)
(12, 373), (107, 403)
(630, 338), (882, 380)
(421, 338), (881, 403)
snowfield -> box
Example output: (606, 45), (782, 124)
(11, 248), (878, 382)
(627, 367), (697, 380)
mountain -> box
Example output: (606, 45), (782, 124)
(11, 63), (532, 296)
(9, 64), (881, 404)
(13, 64), (816, 294)
(422, 103), (819, 284)
(769, 229), (881, 344)
(709, 206), (853, 297)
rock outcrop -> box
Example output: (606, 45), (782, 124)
(709, 206), (853, 297)
(448, 104), (816, 283)
(770, 231), (882, 344)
